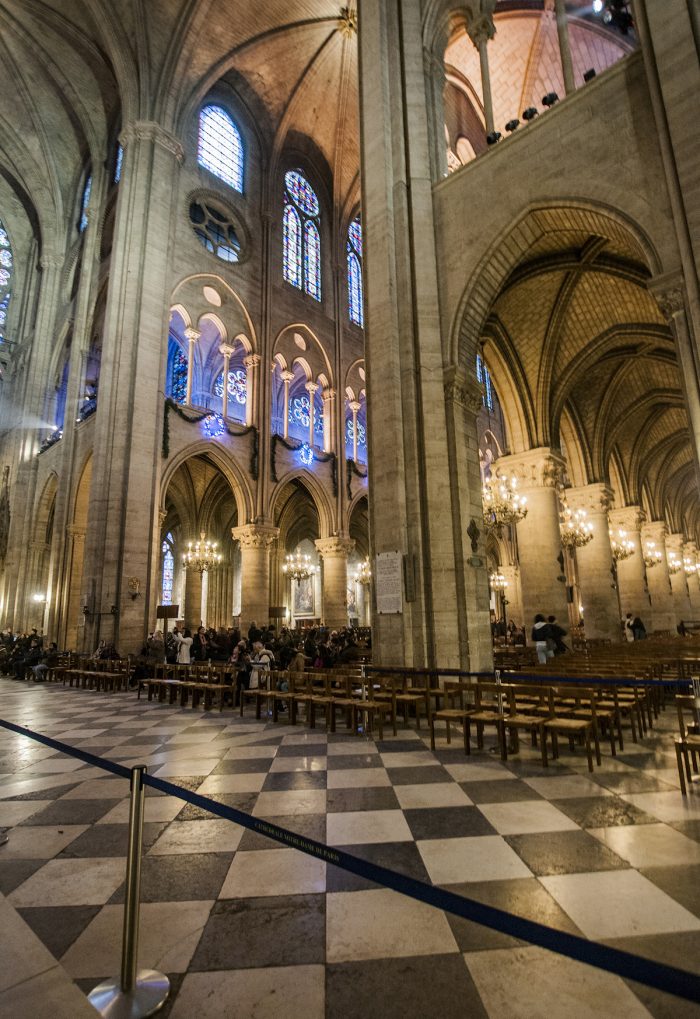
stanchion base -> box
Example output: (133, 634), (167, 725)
(88, 970), (170, 1018)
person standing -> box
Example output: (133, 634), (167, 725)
(532, 614), (553, 665)
(622, 613), (635, 642)
(175, 628), (193, 664)
(632, 615), (647, 640)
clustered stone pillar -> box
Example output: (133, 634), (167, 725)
(684, 541), (700, 620)
(183, 568), (203, 631)
(467, 14), (496, 135)
(231, 524), (279, 633)
(667, 533), (693, 625)
(496, 449), (569, 631)
(641, 521), (676, 633)
(315, 537), (355, 630)
(184, 327), (200, 406)
(244, 354), (261, 428)
(609, 506), (649, 621)
(566, 485), (620, 641)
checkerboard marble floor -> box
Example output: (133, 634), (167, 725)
(1, 681), (700, 1018)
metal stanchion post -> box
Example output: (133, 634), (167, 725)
(88, 766), (170, 1018)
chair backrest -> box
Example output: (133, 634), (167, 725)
(676, 694), (700, 738)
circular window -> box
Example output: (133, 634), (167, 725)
(189, 199), (242, 263)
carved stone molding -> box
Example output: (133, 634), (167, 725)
(184, 327), (201, 343)
(641, 520), (667, 544)
(648, 272), (686, 323)
(66, 525), (86, 542)
(496, 448), (566, 490)
(231, 524), (279, 550)
(444, 366), (482, 414)
(315, 536), (355, 559)
(609, 505), (646, 533)
(565, 483), (613, 516)
(244, 353), (261, 370)
(219, 343), (235, 358)
(120, 121), (185, 164)
(467, 9), (496, 49)
(665, 532), (686, 554)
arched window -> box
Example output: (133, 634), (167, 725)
(288, 391), (324, 444)
(283, 169), (321, 301)
(347, 216), (363, 327)
(114, 144), (124, 184)
(476, 353), (493, 411)
(79, 174), (92, 233)
(0, 220), (13, 346)
(167, 340), (188, 404)
(197, 105), (244, 192)
(161, 533), (175, 605)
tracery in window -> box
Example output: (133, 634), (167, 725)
(197, 105), (244, 192)
(476, 353), (493, 411)
(283, 169), (321, 301)
(288, 393), (324, 442)
(168, 343), (188, 404)
(114, 145), (124, 183)
(79, 174), (92, 233)
(0, 220), (12, 345)
(161, 533), (174, 605)
(347, 216), (363, 327)
(190, 199), (241, 263)
(214, 367), (247, 404)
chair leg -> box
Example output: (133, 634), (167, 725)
(498, 721), (507, 761)
(593, 727), (602, 767)
(676, 742), (687, 795)
(539, 725), (548, 767)
(430, 717), (436, 751)
(585, 731), (593, 773)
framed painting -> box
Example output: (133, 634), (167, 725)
(293, 576), (315, 616)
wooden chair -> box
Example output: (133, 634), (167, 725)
(468, 682), (509, 760)
(674, 694), (700, 795)
(542, 687), (600, 772)
(429, 680), (476, 753)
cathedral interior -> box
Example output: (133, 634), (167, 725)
(0, 1), (699, 1017)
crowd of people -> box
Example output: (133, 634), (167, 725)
(0, 629), (60, 681)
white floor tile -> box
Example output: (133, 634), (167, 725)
(417, 835), (532, 884)
(478, 800), (580, 835)
(327, 809), (412, 845)
(394, 783), (473, 808)
(588, 823), (700, 868)
(220, 848), (325, 898)
(326, 768), (390, 789)
(148, 818), (243, 855)
(169, 966), (325, 1019)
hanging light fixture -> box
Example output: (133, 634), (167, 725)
(560, 502), (593, 550)
(684, 557), (698, 576)
(643, 541), (662, 569)
(609, 528), (635, 562)
(489, 572), (508, 591)
(182, 533), (222, 573)
(482, 474), (527, 530)
(353, 559), (372, 586)
(667, 551), (682, 575)
(283, 548), (318, 584)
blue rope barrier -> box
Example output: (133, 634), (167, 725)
(1, 717), (699, 1004)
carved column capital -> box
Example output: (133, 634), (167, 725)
(120, 121), (185, 163)
(322, 388), (336, 404)
(641, 520), (667, 544)
(219, 343), (235, 359)
(244, 353), (261, 370)
(467, 11), (496, 49)
(665, 532), (686, 554)
(444, 365), (482, 414)
(315, 536), (355, 560)
(184, 327), (201, 343)
(280, 369), (295, 383)
(565, 483), (613, 516)
(648, 272), (686, 323)
(609, 505), (646, 533)
(66, 524), (86, 542)
(231, 524), (279, 550)
(496, 448), (566, 490)
(305, 381), (319, 396)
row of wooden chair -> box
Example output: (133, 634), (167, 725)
(674, 693), (700, 795)
(53, 656), (132, 693)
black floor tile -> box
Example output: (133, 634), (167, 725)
(210, 758), (276, 774)
(589, 772), (676, 794)
(17, 798), (121, 826)
(375, 740), (425, 754)
(0, 858), (45, 894)
(460, 780), (543, 804)
(668, 819), (700, 843)
(58, 821), (165, 858)
(326, 954), (487, 1019)
(405, 806), (496, 840)
(551, 795), (657, 828)
(109, 852), (233, 904)
(189, 894), (325, 970)
(176, 792), (259, 821)
(326, 840), (432, 893)
(18, 905), (101, 959)
(275, 742), (326, 757)
(606, 931), (700, 1018)
(386, 766), (451, 785)
(505, 829), (629, 876)
(640, 863), (700, 917)
(238, 813), (326, 852)
(505, 760), (576, 778)
(263, 770), (327, 791)
(443, 877), (582, 952)
(327, 754), (380, 770)
(6, 781), (82, 800)
(326, 787), (401, 813)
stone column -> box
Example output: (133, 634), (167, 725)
(315, 537), (355, 630)
(683, 541), (700, 620)
(184, 327), (200, 406)
(183, 569), (203, 631)
(63, 525), (86, 651)
(321, 388), (335, 453)
(499, 564), (523, 629)
(667, 533), (693, 624)
(219, 343), (234, 419)
(641, 521), (676, 633)
(348, 400), (361, 462)
(305, 381), (319, 447)
(280, 370), (294, 438)
(553, 0), (576, 95)
(467, 14), (496, 135)
(497, 448), (569, 631)
(566, 485), (620, 641)
(232, 524), (279, 632)
(244, 353), (261, 428)
(609, 506), (649, 620)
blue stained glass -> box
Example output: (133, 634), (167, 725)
(79, 174), (92, 232)
(348, 216), (362, 256)
(214, 367), (247, 404)
(0, 249), (11, 269)
(170, 347), (188, 404)
(347, 250), (363, 326)
(0, 227), (8, 246)
(114, 144), (124, 183)
(0, 270), (8, 288)
(0, 220), (11, 336)
(304, 220), (321, 301)
(198, 105), (244, 192)
(299, 443), (314, 466)
(162, 536), (174, 605)
(0, 293), (9, 327)
(289, 395), (323, 434)
(204, 413), (226, 438)
(283, 206), (302, 288)
(284, 170), (319, 216)
(346, 418), (366, 446)
(476, 354), (493, 410)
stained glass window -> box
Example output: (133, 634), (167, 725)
(189, 200), (241, 263)
(0, 220), (12, 344)
(169, 344), (188, 404)
(283, 170), (321, 301)
(161, 534), (174, 605)
(346, 417), (367, 447)
(214, 367), (247, 404)
(347, 216), (364, 327)
(289, 394), (324, 435)
(198, 105), (244, 192)
(79, 174), (92, 233)
(114, 144), (124, 183)
(476, 353), (493, 411)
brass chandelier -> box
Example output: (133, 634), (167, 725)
(560, 503), (593, 550)
(667, 551), (682, 575)
(283, 549), (318, 584)
(643, 541), (662, 569)
(182, 533), (222, 573)
(353, 559), (372, 586)
(489, 572), (508, 591)
(482, 473), (527, 530)
(609, 528), (635, 562)
(684, 557), (698, 576)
